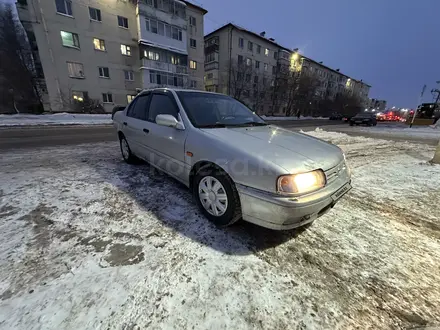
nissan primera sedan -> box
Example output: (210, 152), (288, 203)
(113, 88), (351, 230)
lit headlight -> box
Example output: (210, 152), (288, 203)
(277, 170), (326, 194)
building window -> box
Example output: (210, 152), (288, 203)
(238, 55), (243, 64)
(98, 67), (110, 78)
(190, 80), (197, 88)
(274, 52), (277, 59)
(121, 44), (131, 56)
(146, 19), (182, 41)
(255, 60), (260, 69)
(55, 0), (72, 16)
(248, 41), (253, 51)
(190, 60), (197, 70)
(246, 58), (252, 66)
(72, 91), (88, 102)
(189, 16), (196, 26)
(265, 48), (269, 56)
(264, 63), (268, 71)
(127, 95), (136, 103)
(272, 66), (276, 74)
(117, 15), (128, 28)
(93, 38), (105, 51)
(88, 7), (101, 21)
(256, 45), (261, 54)
(207, 73), (213, 79)
(102, 93), (113, 103)
(238, 38), (244, 48)
(190, 38), (196, 48)
(205, 52), (216, 62)
(67, 62), (84, 78)
(144, 50), (160, 61)
(149, 70), (184, 87)
(124, 70), (134, 81)
(60, 31), (79, 48)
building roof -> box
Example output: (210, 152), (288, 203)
(181, 0), (207, 14)
(301, 56), (371, 87)
(205, 23), (291, 52)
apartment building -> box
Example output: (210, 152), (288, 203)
(16, 0), (206, 112)
(204, 23), (290, 113)
(204, 23), (371, 114)
(367, 98), (387, 111)
(296, 56), (371, 106)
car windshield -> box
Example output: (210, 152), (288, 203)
(176, 91), (267, 128)
(356, 112), (372, 117)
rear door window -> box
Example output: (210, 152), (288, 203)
(127, 94), (150, 121)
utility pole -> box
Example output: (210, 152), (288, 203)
(410, 84), (426, 128)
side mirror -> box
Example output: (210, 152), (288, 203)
(156, 114), (184, 130)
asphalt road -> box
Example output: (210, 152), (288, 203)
(0, 120), (437, 150)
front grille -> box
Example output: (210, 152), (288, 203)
(325, 161), (346, 184)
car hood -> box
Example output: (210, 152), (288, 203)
(201, 125), (343, 173)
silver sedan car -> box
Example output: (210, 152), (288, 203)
(113, 88), (351, 230)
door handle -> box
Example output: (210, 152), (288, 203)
(123, 122), (127, 126)
(143, 128), (149, 134)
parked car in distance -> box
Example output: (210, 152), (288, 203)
(113, 88), (352, 230)
(329, 112), (343, 120)
(349, 113), (377, 126)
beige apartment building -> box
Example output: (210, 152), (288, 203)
(16, 0), (206, 112)
(204, 23), (371, 114)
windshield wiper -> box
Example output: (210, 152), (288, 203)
(231, 121), (268, 127)
(198, 123), (227, 128)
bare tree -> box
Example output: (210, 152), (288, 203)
(0, 4), (43, 113)
(226, 59), (256, 102)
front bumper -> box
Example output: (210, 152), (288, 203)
(237, 165), (351, 230)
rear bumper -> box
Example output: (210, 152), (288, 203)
(237, 170), (351, 230)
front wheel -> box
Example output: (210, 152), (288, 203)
(193, 167), (242, 227)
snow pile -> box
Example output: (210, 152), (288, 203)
(1, 132), (440, 329)
(262, 115), (328, 121)
(0, 113), (112, 126)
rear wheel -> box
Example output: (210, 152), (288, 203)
(193, 166), (241, 227)
(119, 134), (137, 164)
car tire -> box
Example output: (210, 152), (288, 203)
(119, 134), (137, 164)
(193, 166), (242, 227)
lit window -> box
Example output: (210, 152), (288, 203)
(117, 15), (128, 28)
(124, 70), (134, 81)
(265, 48), (269, 56)
(93, 38), (105, 51)
(190, 60), (197, 70)
(102, 93), (113, 103)
(55, 0), (72, 16)
(98, 67), (110, 78)
(88, 7), (101, 21)
(127, 95), (136, 103)
(72, 91), (87, 102)
(121, 44), (131, 56)
(246, 58), (252, 66)
(67, 62), (84, 78)
(144, 50), (160, 61)
(60, 31), (79, 48)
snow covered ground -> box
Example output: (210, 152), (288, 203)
(1, 131), (440, 329)
(262, 115), (328, 121)
(355, 123), (440, 140)
(0, 113), (112, 126)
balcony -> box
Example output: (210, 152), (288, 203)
(142, 58), (188, 74)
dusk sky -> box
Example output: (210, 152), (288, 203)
(198, 0), (440, 108)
